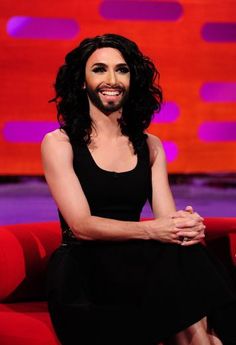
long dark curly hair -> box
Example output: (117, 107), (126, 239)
(51, 33), (163, 152)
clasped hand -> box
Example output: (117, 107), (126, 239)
(153, 206), (206, 246)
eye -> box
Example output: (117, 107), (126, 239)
(117, 66), (130, 74)
(92, 66), (106, 73)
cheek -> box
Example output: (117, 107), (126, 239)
(126, 73), (131, 84)
(85, 73), (103, 88)
(121, 75), (130, 88)
(125, 79), (130, 90)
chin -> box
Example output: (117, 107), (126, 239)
(101, 109), (120, 116)
(98, 101), (122, 114)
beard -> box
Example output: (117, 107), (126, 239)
(86, 85), (129, 115)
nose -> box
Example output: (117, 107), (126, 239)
(107, 69), (117, 85)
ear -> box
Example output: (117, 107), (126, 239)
(82, 83), (86, 90)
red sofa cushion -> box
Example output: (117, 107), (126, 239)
(0, 302), (60, 345)
(0, 222), (61, 302)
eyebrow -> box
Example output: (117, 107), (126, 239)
(91, 62), (129, 68)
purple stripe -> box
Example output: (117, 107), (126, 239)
(3, 121), (58, 143)
(152, 102), (180, 123)
(163, 141), (178, 162)
(200, 82), (236, 102)
(100, 1), (183, 20)
(201, 23), (236, 42)
(7, 16), (79, 39)
(199, 122), (236, 141)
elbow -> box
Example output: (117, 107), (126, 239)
(70, 215), (94, 240)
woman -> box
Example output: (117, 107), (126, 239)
(41, 33), (236, 345)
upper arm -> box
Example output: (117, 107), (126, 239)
(41, 130), (91, 231)
(147, 133), (176, 217)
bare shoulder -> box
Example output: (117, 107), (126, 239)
(146, 133), (166, 165)
(42, 128), (70, 144)
(41, 128), (73, 163)
(146, 132), (163, 149)
(41, 128), (71, 150)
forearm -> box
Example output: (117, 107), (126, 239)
(71, 215), (157, 241)
(70, 211), (204, 245)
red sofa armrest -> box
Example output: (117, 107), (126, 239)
(204, 217), (236, 239)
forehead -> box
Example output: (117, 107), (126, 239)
(86, 47), (127, 66)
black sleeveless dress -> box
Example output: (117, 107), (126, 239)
(47, 140), (236, 345)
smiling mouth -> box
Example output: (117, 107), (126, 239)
(101, 91), (121, 96)
(98, 88), (123, 97)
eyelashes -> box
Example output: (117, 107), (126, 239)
(91, 66), (130, 74)
(92, 66), (106, 73)
(118, 67), (130, 74)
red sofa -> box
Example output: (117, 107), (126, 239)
(0, 218), (236, 345)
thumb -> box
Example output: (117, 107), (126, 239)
(185, 205), (194, 214)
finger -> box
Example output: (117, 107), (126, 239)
(185, 212), (203, 222)
(180, 222), (205, 232)
(194, 212), (203, 219)
(170, 211), (183, 219)
(180, 231), (206, 244)
(188, 214), (204, 224)
(169, 234), (183, 244)
(174, 210), (203, 222)
(173, 208), (202, 219)
(185, 206), (204, 221)
(177, 230), (200, 238)
(191, 230), (206, 240)
(171, 210), (189, 218)
(192, 212), (204, 222)
(181, 239), (203, 246)
(185, 205), (194, 213)
(192, 234), (205, 241)
(175, 219), (198, 228)
(172, 239), (183, 245)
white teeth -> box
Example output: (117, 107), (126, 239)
(100, 91), (121, 96)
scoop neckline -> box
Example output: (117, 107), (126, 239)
(85, 145), (139, 175)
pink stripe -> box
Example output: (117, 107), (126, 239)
(153, 102), (180, 123)
(7, 16), (79, 39)
(199, 122), (236, 141)
(100, 1), (183, 21)
(163, 141), (178, 162)
(200, 82), (236, 102)
(3, 121), (58, 143)
(201, 23), (236, 42)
